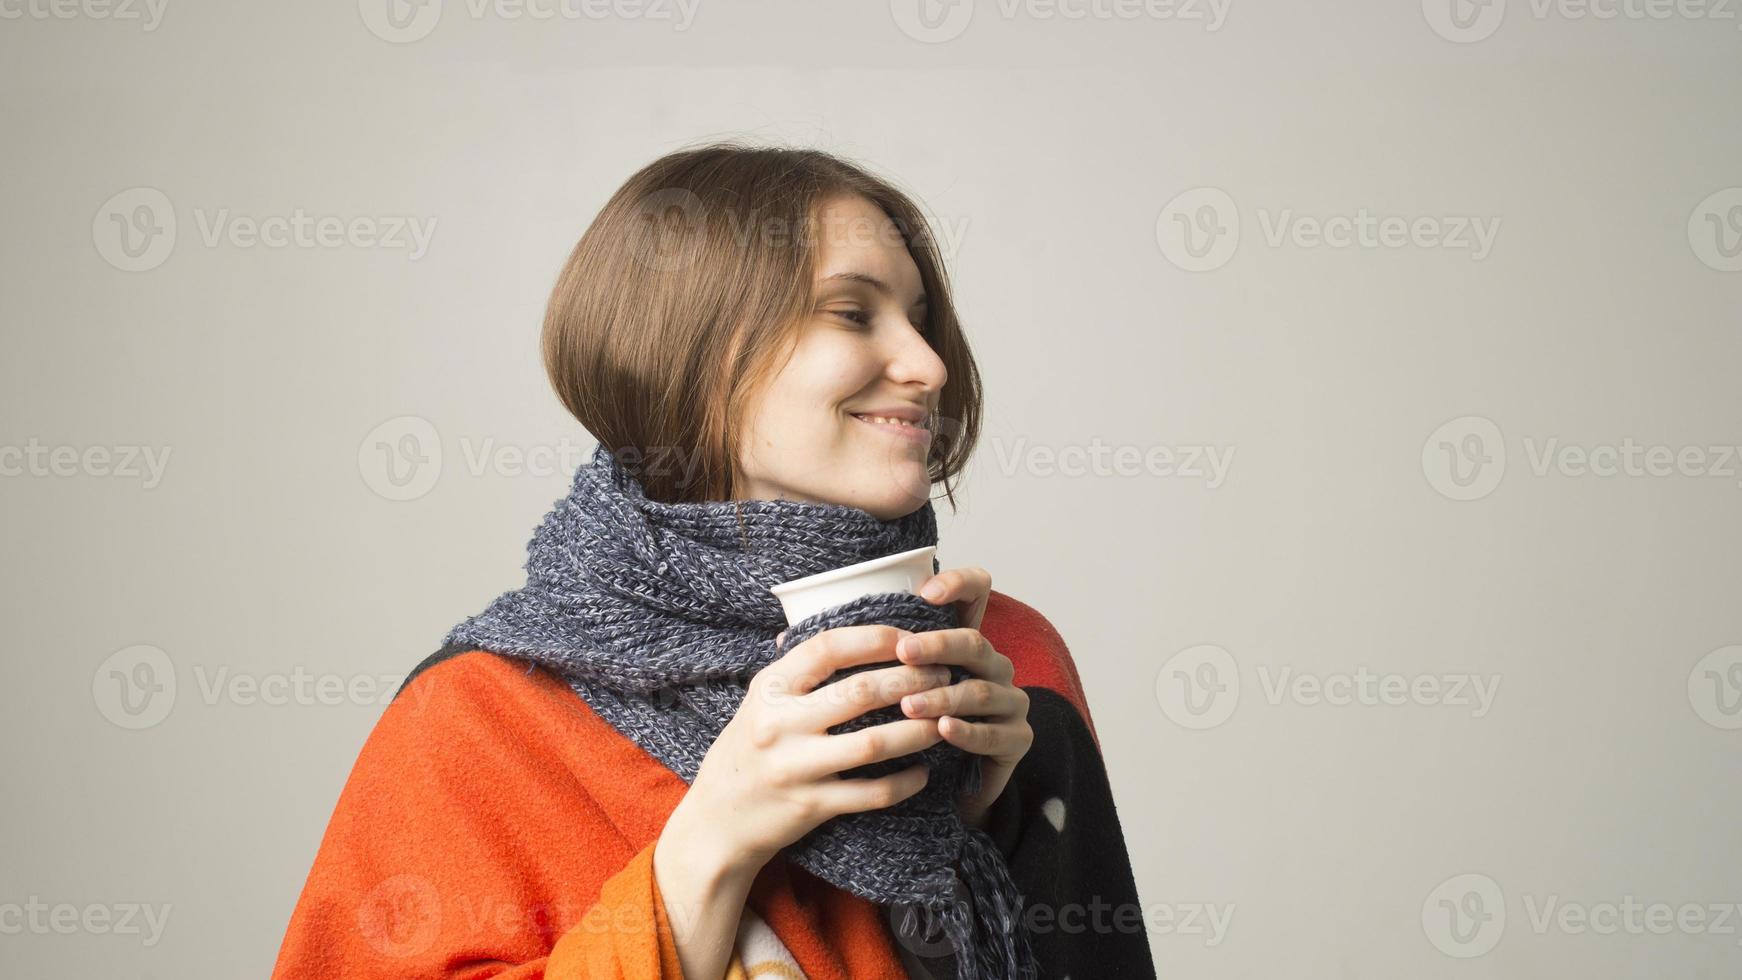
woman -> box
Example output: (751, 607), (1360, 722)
(271, 143), (1153, 979)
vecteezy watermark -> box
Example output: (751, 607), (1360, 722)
(1424, 0), (1742, 43)
(358, 416), (639, 502)
(624, 188), (973, 274)
(0, 898), (172, 947)
(1422, 873), (1507, 957)
(889, 0), (1229, 43)
(91, 644), (425, 730)
(1155, 187), (1500, 271)
(1422, 415), (1742, 501)
(888, 893), (1234, 958)
(987, 436), (1234, 488)
(0, 439), (171, 489)
(1521, 894), (1742, 945)
(356, 0), (700, 44)
(1155, 645), (1501, 730)
(356, 873), (765, 959)
(92, 187), (437, 272)
(1420, 415), (1506, 501)
(358, 416), (444, 501)
(1423, 872), (1742, 958)
(0, 0), (168, 29)
(1689, 187), (1742, 272)
(1688, 644), (1742, 729)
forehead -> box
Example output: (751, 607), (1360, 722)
(811, 195), (921, 290)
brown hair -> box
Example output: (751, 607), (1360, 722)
(541, 140), (981, 509)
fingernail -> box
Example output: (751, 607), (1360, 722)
(921, 582), (945, 601)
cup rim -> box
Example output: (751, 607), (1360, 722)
(768, 545), (936, 596)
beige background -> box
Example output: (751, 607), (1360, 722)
(4, 1), (1741, 977)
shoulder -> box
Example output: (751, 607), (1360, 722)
(383, 647), (689, 819)
(370, 648), (613, 774)
(391, 646), (566, 727)
(980, 589), (1100, 745)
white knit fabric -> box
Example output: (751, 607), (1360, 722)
(726, 906), (808, 979)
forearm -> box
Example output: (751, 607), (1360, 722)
(652, 802), (763, 980)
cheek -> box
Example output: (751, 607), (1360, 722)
(793, 341), (878, 411)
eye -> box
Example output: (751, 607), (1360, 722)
(832, 309), (872, 327)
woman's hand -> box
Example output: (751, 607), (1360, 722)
(665, 624), (953, 873)
(907, 566), (1034, 830)
(655, 624), (953, 980)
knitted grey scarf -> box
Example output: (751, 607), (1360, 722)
(445, 443), (1037, 979)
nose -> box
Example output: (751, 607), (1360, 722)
(884, 323), (948, 398)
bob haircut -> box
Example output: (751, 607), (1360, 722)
(541, 140), (982, 510)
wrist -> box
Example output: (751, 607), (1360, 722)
(658, 797), (763, 893)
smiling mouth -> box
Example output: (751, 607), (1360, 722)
(850, 413), (932, 443)
(851, 413), (926, 430)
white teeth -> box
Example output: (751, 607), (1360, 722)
(855, 414), (918, 428)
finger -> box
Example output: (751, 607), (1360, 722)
(917, 566), (991, 630)
(808, 762), (931, 816)
(798, 717), (944, 781)
(918, 565), (989, 604)
(899, 677), (1025, 721)
(763, 624), (911, 695)
(937, 715), (1031, 764)
(796, 663), (953, 730)
(895, 628), (1012, 684)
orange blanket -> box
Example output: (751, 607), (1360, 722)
(270, 590), (1095, 978)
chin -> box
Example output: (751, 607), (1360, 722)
(857, 469), (933, 520)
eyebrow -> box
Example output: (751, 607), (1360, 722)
(819, 271), (928, 309)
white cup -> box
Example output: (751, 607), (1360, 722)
(769, 545), (938, 626)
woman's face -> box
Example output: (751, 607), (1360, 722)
(733, 194), (948, 521)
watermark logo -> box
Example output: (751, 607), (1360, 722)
(1424, 417), (1742, 499)
(630, 187), (709, 273)
(359, 0), (699, 42)
(988, 436), (1234, 487)
(93, 189), (437, 270)
(888, 874), (972, 957)
(1422, 873), (1506, 957)
(1158, 646), (1502, 728)
(92, 644), (176, 730)
(92, 646), (422, 729)
(1428, 0), (1741, 43)
(1155, 187), (1239, 272)
(359, 0), (443, 42)
(1688, 644), (1742, 730)
(893, 0), (1229, 41)
(358, 420), (615, 500)
(1158, 190), (1500, 270)
(1421, 415), (1506, 501)
(1522, 893), (1742, 942)
(890, 0), (974, 42)
(622, 193), (971, 273)
(0, 440), (172, 489)
(891, 889), (1234, 950)
(359, 415), (443, 501)
(0, 898), (172, 947)
(93, 187), (176, 272)
(0, 0), (168, 30)
(357, 874), (443, 958)
(1155, 643), (1239, 729)
(1422, 0), (1506, 42)
(1689, 187), (1742, 272)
